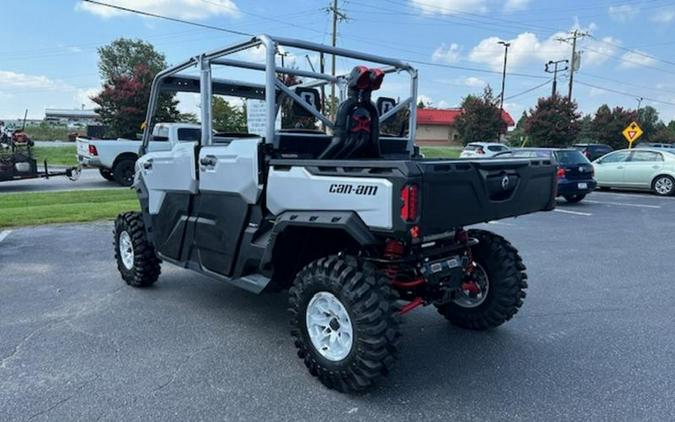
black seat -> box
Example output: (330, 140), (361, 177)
(319, 66), (384, 160)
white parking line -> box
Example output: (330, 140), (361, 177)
(595, 191), (674, 201)
(0, 230), (11, 243)
(585, 200), (661, 209)
(553, 209), (592, 216)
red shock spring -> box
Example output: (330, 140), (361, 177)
(383, 240), (425, 316)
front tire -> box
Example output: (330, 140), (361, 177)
(113, 159), (136, 187)
(564, 193), (586, 203)
(114, 212), (161, 287)
(652, 175), (674, 196)
(436, 229), (527, 330)
(289, 256), (400, 393)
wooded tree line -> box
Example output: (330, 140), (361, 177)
(453, 86), (675, 148)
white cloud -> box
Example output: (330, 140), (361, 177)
(0, 70), (60, 91)
(504, 0), (530, 13)
(468, 28), (616, 71)
(75, 88), (99, 109)
(608, 5), (639, 22)
(464, 76), (486, 88)
(582, 36), (618, 66)
(588, 87), (606, 97)
(410, 0), (487, 15)
(651, 8), (675, 23)
(417, 95), (434, 107)
(432, 43), (461, 64)
(619, 50), (657, 68)
(76, 0), (239, 20)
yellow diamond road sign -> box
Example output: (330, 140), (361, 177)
(622, 121), (644, 145)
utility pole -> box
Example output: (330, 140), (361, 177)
(327, 0), (347, 113)
(497, 40), (510, 112)
(545, 59), (569, 97)
(557, 30), (588, 101)
(636, 96), (644, 122)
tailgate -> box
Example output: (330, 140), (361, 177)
(416, 158), (557, 232)
(76, 138), (91, 157)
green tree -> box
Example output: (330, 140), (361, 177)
(524, 94), (580, 147)
(591, 105), (636, 150)
(212, 97), (247, 133)
(416, 99), (427, 109)
(91, 38), (180, 138)
(453, 86), (505, 144)
(577, 114), (594, 142)
(636, 105), (659, 141)
(97, 38), (166, 80)
(651, 121), (675, 144)
(506, 111), (528, 146)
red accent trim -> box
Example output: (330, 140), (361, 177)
(350, 115), (372, 133)
(400, 297), (424, 315)
(392, 278), (424, 289)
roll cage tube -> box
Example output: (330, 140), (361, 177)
(140, 34), (418, 154)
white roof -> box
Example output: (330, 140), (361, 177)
(44, 108), (99, 118)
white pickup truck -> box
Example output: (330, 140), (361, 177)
(76, 123), (201, 186)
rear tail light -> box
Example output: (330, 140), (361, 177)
(400, 184), (419, 222)
(88, 144), (98, 156)
(556, 167), (566, 179)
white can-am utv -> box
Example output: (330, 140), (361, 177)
(113, 35), (557, 393)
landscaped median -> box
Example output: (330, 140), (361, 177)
(0, 189), (140, 228)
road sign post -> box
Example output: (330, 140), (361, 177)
(622, 121), (643, 149)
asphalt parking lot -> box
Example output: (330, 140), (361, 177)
(1, 190), (674, 421)
(0, 169), (117, 193)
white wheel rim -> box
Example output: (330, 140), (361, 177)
(306, 292), (354, 362)
(119, 231), (134, 270)
(655, 177), (672, 195)
(453, 264), (490, 308)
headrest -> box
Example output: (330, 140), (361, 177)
(348, 66), (384, 91)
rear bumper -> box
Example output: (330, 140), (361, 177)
(557, 178), (597, 196)
(77, 155), (102, 168)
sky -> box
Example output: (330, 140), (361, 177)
(2, 0), (675, 124)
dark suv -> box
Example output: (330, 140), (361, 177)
(497, 148), (596, 203)
(573, 143), (613, 161)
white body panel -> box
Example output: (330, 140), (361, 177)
(198, 139), (263, 204)
(137, 142), (197, 214)
(267, 167), (393, 229)
(75, 123), (200, 169)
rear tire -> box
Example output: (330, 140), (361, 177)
(289, 256), (400, 393)
(99, 168), (115, 182)
(564, 193), (586, 203)
(114, 212), (161, 287)
(652, 175), (674, 196)
(436, 229), (527, 331)
(113, 159), (136, 187)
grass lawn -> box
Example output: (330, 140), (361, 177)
(420, 146), (461, 159)
(32, 145), (78, 167)
(0, 189), (139, 228)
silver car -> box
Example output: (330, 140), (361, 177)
(592, 148), (675, 196)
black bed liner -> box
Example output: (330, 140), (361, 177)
(269, 156), (557, 233)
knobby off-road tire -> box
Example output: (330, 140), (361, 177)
(114, 212), (161, 287)
(436, 229), (527, 331)
(289, 256), (400, 393)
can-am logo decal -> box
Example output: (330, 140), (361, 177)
(329, 183), (378, 196)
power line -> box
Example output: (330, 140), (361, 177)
(575, 80), (675, 107)
(504, 79), (553, 101)
(81, 0), (253, 37)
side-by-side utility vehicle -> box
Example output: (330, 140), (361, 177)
(113, 35), (557, 393)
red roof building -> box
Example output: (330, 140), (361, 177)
(416, 108), (515, 146)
